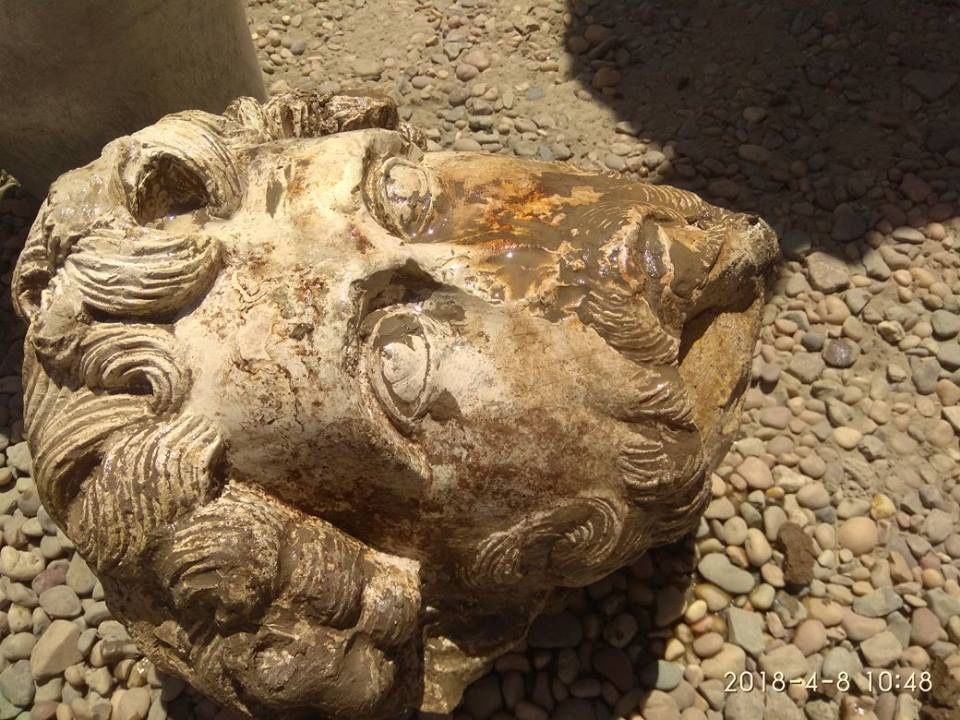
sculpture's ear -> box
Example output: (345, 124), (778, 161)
(115, 113), (242, 224)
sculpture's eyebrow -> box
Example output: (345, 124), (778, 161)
(359, 144), (406, 210)
(360, 133), (425, 181)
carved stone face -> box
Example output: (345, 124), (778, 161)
(181, 127), (773, 581)
(13, 93), (777, 719)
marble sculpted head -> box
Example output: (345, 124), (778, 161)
(13, 91), (778, 718)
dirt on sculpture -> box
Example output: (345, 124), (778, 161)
(11, 91), (778, 719)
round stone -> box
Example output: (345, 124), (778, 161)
(788, 353), (825, 382)
(455, 63), (479, 81)
(592, 66), (621, 89)
(758, 406), (791, 429)
(938, 341), (960, 370)
(822, 338), (858, 368)
(0, 659), (35, 707)
(695, 583), (732, 612)
(0, 632), (36, 661)
(793, 619), (827, 655)
(806, 598), (845, 626)
(461, 49), (491, 71)
(931, 309), (960, 339)
(692, 632), (724, 658)
(744, 529), (773, 567)
(749, 583), (776, 610)
(602, 612), (638, 648)
(870, 494), (896, 520)
(737, 457), (773, 490)
(910, 607), (941, 647)
(923, 509), (954, 544)
(684, 599), (708, 623)
(38, 586), (81, 619)
(722, 517), (748, 546)
(796, 483), (831, 510)
(653, 661), (682, 691)
(837, 517), (878, 555)
(832, 427), (863, 450)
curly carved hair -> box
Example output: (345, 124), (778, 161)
(13, 92), (426, 720)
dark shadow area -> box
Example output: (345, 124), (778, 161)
(0, 183), (34, 379)
(563, 0), (960, 260)
(450, 536), (699, 720)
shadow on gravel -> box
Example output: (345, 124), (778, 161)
(449, 537), (699, 720)
(563, 0), (960, 261)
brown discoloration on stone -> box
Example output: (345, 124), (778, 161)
(12, 91), (778, 720)
(778, 522), (817, 587)
(926, 656), (960, 715)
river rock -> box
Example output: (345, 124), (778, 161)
(860, 631), (902, 667)
(30, 620), (82, 681)
(0, 659), (35, 707)
(806, 252), (850, 293)
(697, 554), (756, 595)
(837, 517), (878, 555)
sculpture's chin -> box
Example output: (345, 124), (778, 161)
(678, 292), (765, 468)
(678, 216), (778, 466)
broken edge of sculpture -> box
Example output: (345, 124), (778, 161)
(12, 91), (779, 719)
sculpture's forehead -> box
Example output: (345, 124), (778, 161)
(220, 130), (730, 312)
(217, 130), (412, 270)
(241, 128), (409, 207)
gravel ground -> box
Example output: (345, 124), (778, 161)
(2, 1), (960, 719)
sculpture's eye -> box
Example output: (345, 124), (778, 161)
(381, 335), (428, 407)
(362, 309), (441, 429)
(370, 158), (437, 238)
(131, 156), (209, 224)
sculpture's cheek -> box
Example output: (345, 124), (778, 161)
(381, 316), (625, 566)
(235, 304), (276, 363)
